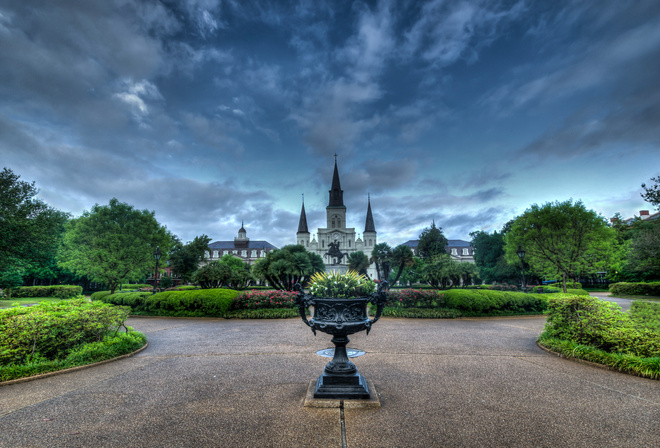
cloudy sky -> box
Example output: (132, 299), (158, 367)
(2, 0), (660, 248)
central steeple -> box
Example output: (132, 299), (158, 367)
(328, 154), (344, 207)
(326, 155), (347, 230)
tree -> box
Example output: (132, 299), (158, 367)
(216, 254), (254, 289)
(504, 200), (615, 293)
(59, 198), (172, 294)
(417, 221), (448, 260)
(641, 176), (660, 209)
(625, 219), (660, 281)
(192, 261), (233, 289)
(389, 244), (414, 285)
(169, 234), (212, 283)
(0, 168), (70, 288)
(421, 254), (452, 289)
(347, 251), (370, 276)
(469, 230), (519, 284)
(370, 243), (392, 281)
(251, 245), (324, 290)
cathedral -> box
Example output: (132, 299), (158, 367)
(296, 158), (378, 278)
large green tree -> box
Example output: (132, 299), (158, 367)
(169, 234), (212, 283)
(505, 200), (615, 292)
(470, 229), (520, 284)
(251, 245), (324, 290)
(59, 198), (172, 294)
(0, 168), (70, 288)
(417, 221), (449, 260)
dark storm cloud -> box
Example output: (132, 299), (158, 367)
(478, 2), (660, 159)
(2, 0), (660, 247)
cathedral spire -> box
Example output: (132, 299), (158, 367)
(297, 197), (309, 234)
(364, 194), (376, 233)
(328, 155), (344, 207)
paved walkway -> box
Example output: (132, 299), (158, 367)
(1, 315), (658, 447)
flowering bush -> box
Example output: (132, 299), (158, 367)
(308, 271), (376, 298)
(232, 290), (298, 310)
(387, 289), (444, 308)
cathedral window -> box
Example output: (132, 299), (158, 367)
(348, 240), (351, 247)
(332, 220), (335, 228)
(322, 240), (324, 248)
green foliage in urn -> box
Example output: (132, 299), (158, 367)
(308, 270), (376, 298)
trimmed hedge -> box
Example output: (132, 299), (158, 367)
(6, 285), (83, 299)
(538, 336), (660, 380)
(93, 288), (239, 317)
(609, 282), (660, 297)
(0, 299), (131, 366)
(540, 295), (660, 359)
(631, 301), (660, 332)
(385, 289), (549, 316)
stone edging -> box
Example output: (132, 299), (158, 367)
(0, 341), (149, 387)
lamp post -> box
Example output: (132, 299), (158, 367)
(516, 245), (527, 293)
(153, 246), (161, 294)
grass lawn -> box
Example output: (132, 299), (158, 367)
(0, 297), (64, 308)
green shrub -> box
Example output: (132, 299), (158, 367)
(537, 336), (660, 380)
(140, 288), (239, 317)
(541, 295), (660, 358)
(119, 284), (151, 290)
(384, 289), (548, 316)
(90, 291), (113, 301)
(0, 299), (130, 366)
(630, 301), (660, 332)
(6, 285), (83, 299)
(224, 308), (300, 319)
(380, 307), (461, 318)
(609, 282), (660, 296)
(0, 331), (146, 382)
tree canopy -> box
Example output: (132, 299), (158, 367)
(251, 245), (324, 290)
(347, 251), (370, 276)
(417, 221), (448, 260)
(0, 168), (70, 288)
(370, 243), (392, 281)
(58, 198), (172, 294)
(169, 234), (212, 283)
(389, 244), (415, 285)
(470, 229), (521, 284)
(505, 200), (615, 292)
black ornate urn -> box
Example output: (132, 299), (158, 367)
(295, 280), (388, 399)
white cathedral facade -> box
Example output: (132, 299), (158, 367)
(296, 159), (378, 279)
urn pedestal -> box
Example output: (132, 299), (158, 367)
(295, 282), (388, 399)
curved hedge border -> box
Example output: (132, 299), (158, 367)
(93, 289), (239, 317)
(609, 282), (660, 296)
(537, 295), (660, 380)
(0, 299), (146, 382)
(384, 289), (550, 317)
(537, 336), (660, 380)
(6, 285), (82, 299)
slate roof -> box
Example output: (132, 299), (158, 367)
(402, 239), (472, 248)
(209, 240), (277, 250)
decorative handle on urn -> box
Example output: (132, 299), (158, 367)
(368, 280), (389, 328)
(294, 283), (316, 336)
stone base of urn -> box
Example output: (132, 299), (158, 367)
(314, 371), (370, 399)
